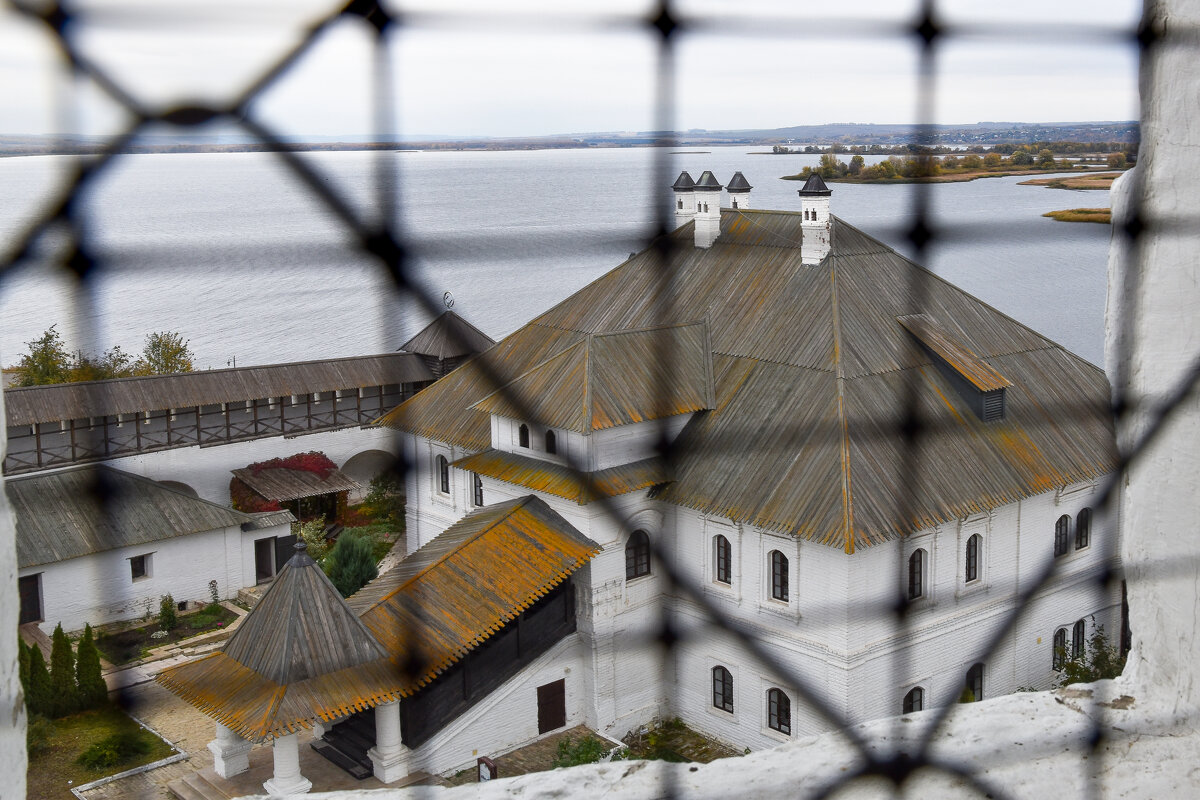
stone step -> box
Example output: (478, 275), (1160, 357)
(310, 740), (372, 780)
(168, 772), (231, 800)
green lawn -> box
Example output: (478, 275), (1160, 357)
(95, 603), (237, 665)
(26, 705), (176, 800)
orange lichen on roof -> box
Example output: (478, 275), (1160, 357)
(347, 496), (600, 690)
(158, 496), (599, 740)
(452, 449), (667, 504)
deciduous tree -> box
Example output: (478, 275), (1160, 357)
(135, 331), (195, 375)
(15, 325), (72, 386)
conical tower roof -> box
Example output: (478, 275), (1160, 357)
(798, 173), (832, 196)
(399, 310), (495, 361)
(222, 542), (387, 684)
(694, 170), (723, 191)
(726, 171), (753, 192)
(672, 171), (696, 190)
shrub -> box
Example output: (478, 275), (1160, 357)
(159, 594), (177, 632)
(49, 624), (78, 718)
(552, 735), (608, 768)
(1055, 620), (1126, 688)
(361, 471), (406, 528)
(209, 579), (220, 605)
(27, 643), (52, 717)
(76, 624), (108, 709)
(323, 530), (378, 598)
(76, 729), (151, 770)
(17, 639), (29, 701)
(26, 715), (55, 758)
(294, 515), (330, 562)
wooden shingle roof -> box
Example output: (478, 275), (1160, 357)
(7, 465), (273, 569)
(230, 466), (362, 502)
(379, 210), (1117, 551)
(398, 310), (496, 361)
(452, 450), (667, 504)
(348, 495), (600, 680)
(157, 496), (599, 740)
(470, 323), (713, 433)
(3, 352), (434, 427)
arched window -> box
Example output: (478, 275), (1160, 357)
(712, 666), (733, 712)
(714, 535), (731, 584)
(1075, 507), (1092, 550)
(545, 429), (557, 455)
(769, 550), (789, 601)
(472, 472), (483, 507)
(767, 688), (791, 734)
(436, 455), (449, 494)
(965, 534), (981, 583)
(1054, 514), (1071, 556)
(964, 663), (984, 702)
(732, 199), (738, 209)
(908, 549), (926, 600)
(625, 530), (650, 580)
(518, 424), (529, 448)
(903, 687), (924, 714)
(1053, 628), (1068, 669)
(1072, 619), (1086, 659)
(677, 199), (683, 210)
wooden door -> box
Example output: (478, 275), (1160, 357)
(18, 574), (42, 624)
(274, 534), (298, 570)
(537, 679), (566, 734)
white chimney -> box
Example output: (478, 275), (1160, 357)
(672, 171), (696, 222)
(726, 171), (752, 210)
(798, 173), (832, 265)
(693, 170), (722, 248)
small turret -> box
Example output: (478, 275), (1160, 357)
(726, 171), (752, 210)
(672, 171), (697, 221)
(693, 171), (723, 248)
(798, 173), (832, 265)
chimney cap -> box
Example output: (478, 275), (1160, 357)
(797, 173), (832, 197)
(726, 171), (753, 192)
(672, 171), (696, 190)
(694, 171), (723, 191)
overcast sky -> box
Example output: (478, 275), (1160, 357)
(0, 0), (1141, 138)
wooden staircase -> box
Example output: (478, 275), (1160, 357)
(167, 772), (231, 800)
(311, 709), (375, 780)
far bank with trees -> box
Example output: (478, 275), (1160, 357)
(6, 326), (196, 387)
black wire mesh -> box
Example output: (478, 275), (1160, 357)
(1, 1), (1188, 798)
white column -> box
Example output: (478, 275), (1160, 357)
(208, 722), (252, 778)
(262, 733), (311, 796)
(368, 701), (411, 783)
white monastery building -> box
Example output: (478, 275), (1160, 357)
(156, 172), (1120, 791)
(388, 172), (1119, 760)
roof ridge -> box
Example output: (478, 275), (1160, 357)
(828, 260), (857, 554)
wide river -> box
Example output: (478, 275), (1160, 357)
(0, 146), (1113, 370)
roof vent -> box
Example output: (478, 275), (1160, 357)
(897, 314), (1011, 422)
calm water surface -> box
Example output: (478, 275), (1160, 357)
(0, 147), (1112, 369)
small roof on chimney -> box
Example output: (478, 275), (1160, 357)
(798, 173), (832, 196)
(694, 171), (723, 191)
(672, 171), (696, 190)
(726, 171), (753, 192)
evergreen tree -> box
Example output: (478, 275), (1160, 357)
(17, 639), (30, 706)
(159, 594), (178, 632)
(323, 531), (378, 598)
(27, 644), (52, 718)
(48, 623), (78, 718)
(75, 624), (108, 709)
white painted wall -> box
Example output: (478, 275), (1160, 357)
(490, 413), (690, 471)
(0, 376), (26, 798)
(800, 191), (831, 265)
(17, 519), (290, 634)
(410, 636), (588, 777)
(91, 425), (399, 505)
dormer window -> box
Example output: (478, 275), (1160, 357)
(897, 314), (1010, 423)
(545, 429), (557, 455)
(518, 424), (529, 448)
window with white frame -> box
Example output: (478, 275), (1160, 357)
(768, 550), (788, 602)
(767, 688), (791, 734)
(712, 666), (733, 713)
(714, 534), (731, 585)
